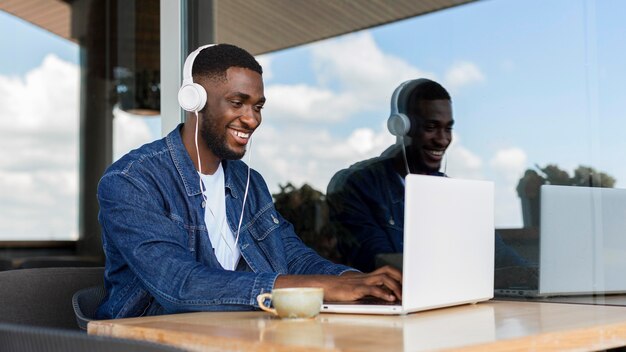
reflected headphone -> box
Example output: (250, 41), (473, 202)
(178, 44), (217, 112)
(387, 78), (430, 137)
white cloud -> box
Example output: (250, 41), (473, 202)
(263, 32), (436, 124)
(0, 54), (80, 240)
(490, 148), (527, 182)
(445, 133), (484, 180)
(112, 106), (160, 161)
(255, 55), (273, 80)
(490, 147), (528, 228)
(0, 54), (159, 240)
(444, 61), (485, 92)
(264, 84), (358, 123)
(311, 32), (435, 103)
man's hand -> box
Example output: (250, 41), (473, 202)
(274, 265), (402, 302)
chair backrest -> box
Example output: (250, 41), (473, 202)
(72, 285), (107, 330)
(17, 256), (102, 269)
(0, 257), (14, 271)
(0, 267), (104, 330)
(0, 322), (185, 352)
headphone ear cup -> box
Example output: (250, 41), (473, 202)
(178, 83), (207, 112)
(387, 113), (411, 136)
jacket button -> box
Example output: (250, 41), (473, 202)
(389, 218), (395, 225)
(201, 201), (206, 208)
(272, 215), (279, 224)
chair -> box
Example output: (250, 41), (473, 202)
(72, 285), (107, 331)
(0, 257), (14, 271)
(17, 256), (102, 269)
(0, 322), (185, 352)
(0, 267), (104, 329)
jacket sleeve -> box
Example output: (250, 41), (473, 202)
(98, 170), (278, 314)
(327, 172), (398, 272)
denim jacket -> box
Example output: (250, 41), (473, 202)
(327, 150), (528, 272)
(327, 154), (441, 272)
(96, 124), (354, 319)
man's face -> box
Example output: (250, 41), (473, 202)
(407, 99), (454, 174)
(200, 67), (265, 160)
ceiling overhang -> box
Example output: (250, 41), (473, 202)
(214, 0), (477, 55)
(1, 0), (72, 42)
(1, 0), (477, 55)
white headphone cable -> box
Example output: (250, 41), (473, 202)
(194, 111), (207, 198)
(194, 109), (251, 256)
(194, 111), (208, 201)
(401, 137), (410, 176)
(234, 137), (252, 248)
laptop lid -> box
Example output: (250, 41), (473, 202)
(322, 175), (494, 315)
(539, 185), (626, 296)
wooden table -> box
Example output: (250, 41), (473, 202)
(88, 300), (626, 351)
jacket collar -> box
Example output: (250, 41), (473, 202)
(166, 124), (240, 199)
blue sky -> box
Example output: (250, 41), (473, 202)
(1, 0), (625, 240)
(0, 11), (78, 75)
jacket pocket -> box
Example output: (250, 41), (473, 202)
(246, 205), (281, 241)
(168, 212), (198, 253)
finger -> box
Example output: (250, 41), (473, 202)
(363, 285), (398, 302)
(359, 274), (402, 301)
(375, 265), (403, 281)
(380, 275), (402, 300)
(362, 272), (401, 290)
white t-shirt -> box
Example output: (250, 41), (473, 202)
(199, 163), (241, 270)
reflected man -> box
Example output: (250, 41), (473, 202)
(327, 78), (529, 273)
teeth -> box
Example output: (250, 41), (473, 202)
(234, 131), (250, 139)
(428, 150), (444, 156)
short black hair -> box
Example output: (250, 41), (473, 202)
(406, 79), (451, 117)
(192, 44), (263, 82)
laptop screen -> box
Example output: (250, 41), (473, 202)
(539, 185), (626, 295)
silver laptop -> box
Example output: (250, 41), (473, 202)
(496, 185), (626, 297)
(322, 174), (495, 315)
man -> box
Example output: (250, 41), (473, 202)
(327, 78), (529, 273)
(96, 44), (401, 319)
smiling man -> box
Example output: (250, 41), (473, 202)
(326, 78), (454, 272)
(95, 44), (401, 319)
(327, 79), (529, 273)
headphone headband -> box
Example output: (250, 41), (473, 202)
(181, 44), (217, 85)
(389, 78), (430, 115)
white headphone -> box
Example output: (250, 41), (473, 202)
(387, 78), (430, 137)
(178, 44), (217, 112)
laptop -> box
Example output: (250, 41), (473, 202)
(321, 174), (495, 315)
(495, 185), (626, 297)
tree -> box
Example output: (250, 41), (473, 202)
(272, 183), (343, 263)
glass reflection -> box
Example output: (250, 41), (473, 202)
(263, 0), (626, 304)
(326, 78), (453, 272)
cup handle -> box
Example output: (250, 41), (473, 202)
(256, 293), (277, 316)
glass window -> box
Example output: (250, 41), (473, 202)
(252, 0), (626, 288)
(257, 0), (625, 227)
(0, 11), (80, 241)
(0, 1), (161, 245)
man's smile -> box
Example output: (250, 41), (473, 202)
(424, 148), (445, 159)
(229, 127), (253, 144)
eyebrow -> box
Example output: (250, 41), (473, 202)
(424, 118), (454, 126)
(232, 92), (266, 104)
